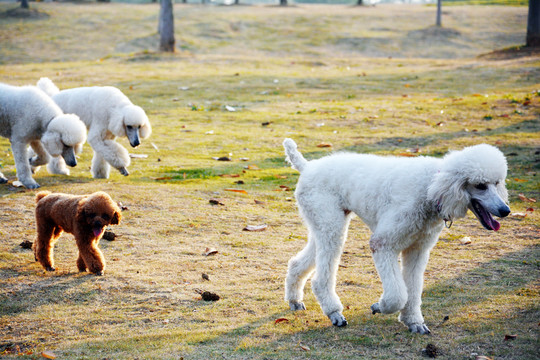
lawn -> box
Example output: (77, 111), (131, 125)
(0, 2), (538, 359)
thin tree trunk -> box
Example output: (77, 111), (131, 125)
(280, 0), (287, 6)
(21, 0), (29, 9)
(357, 0), (363, 5)
(159, 0), (175, 52)
(527, 0), (540, 47)
(435, 0), (442, 27)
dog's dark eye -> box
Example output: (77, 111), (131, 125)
(475, 183), (487, 191)
(102, 214), (110, 221)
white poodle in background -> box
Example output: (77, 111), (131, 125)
(282, 138), (510, 334)
(0, 83), (87, 189)
(37, 77), (152, 179)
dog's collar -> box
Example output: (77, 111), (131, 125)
(436, 198), (453, 228)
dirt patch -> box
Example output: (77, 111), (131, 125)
(478, 45), (540, 60)
(0, 7), (49, 20)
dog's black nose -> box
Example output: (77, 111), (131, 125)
(499, 205), (511, 218)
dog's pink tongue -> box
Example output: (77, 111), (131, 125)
(93, 227), (104, 238)
(483, 212), (501, 232)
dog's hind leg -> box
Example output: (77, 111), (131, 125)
(309, 211), (352, 327)
(398, 239), (437, 334)
(34, 223), (60, 271)
(285, 237), (317, 311)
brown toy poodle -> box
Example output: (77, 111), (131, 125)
(33, 191), (122, 275)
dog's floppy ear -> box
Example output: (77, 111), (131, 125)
(76, 198), (91, 225)
(111, 210), (122, 225)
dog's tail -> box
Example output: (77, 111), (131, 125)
(36, 77), (60, 97)
(35, 191), (51, 203)
(283, 138), (308, 173)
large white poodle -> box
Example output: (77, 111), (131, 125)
(0, 83), (87, 189)
(283, 138), (510, 334)
(37, 78), (152, 179)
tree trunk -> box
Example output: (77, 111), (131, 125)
(527, 0), (540, 47)
(357, 0), (363, 5)
(435, 0), (442, 27)
(159, 0), (175, 52)
(280, 0), (287, 6)
(21, 0), (29, 9)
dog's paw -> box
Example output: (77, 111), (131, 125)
(118, 167), (129, 176)
(94, 270), (104, 276)
(371, 302), (381, 314)
(408, 323), (431, 335)
(328, 311), (348, 327)
(23, 180), (40, 189)
(45, 266), (55, 272)
(289, 300), (306, 311)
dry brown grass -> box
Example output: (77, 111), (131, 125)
(0, 3), (538, 359)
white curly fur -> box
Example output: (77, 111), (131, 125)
(0, 83), (86, 189)
(37, 77), (152, 179)
(283, 139), (510, 334)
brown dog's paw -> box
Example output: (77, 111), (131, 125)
(45, 266), (55, 272)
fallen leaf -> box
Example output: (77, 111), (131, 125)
(398, 153), (417, 157)
(422, 343), (439, 358)
(209, 199), (225, 206)
(526, 207), (534, 212)
(129, 154), (148, 159)
(279, 185), (291, 191)
(460, 236), (472, 245)
(234, 180), (245, 185)
(261, 121), (272, 126)
(41, 351), (57, 359)
(300, 345), (310, 351)
(213, 156), (232, 161)
(19, 240), (33, 249)
(154, 176), (172, 181)
(504, 334), (517, 341)
(514, 178), (529, 183)
(203, 248), (218, 256)
(12, 181), (23, 187)
(510, 212), (527, 218)
(274, 175), (287, 179)
(195, 289), (220, 301)
(219, 174), (240, 178)
(518, 193), (536, 202)
(317, 142), (332, 148)
(151, 142), (159, 151)
(239, 157), (249, 161)
(244, 165), (260, 170)
(224, 188), (248, 194)
(225, 105), (236, 112)
(476, 356), (493, 360)
(102, 231), (116, 241)
(243, 224), (268, 232)
(202, 273), (210, 281)
(254, 199), (265, 205)
(274, 318), (289, 324)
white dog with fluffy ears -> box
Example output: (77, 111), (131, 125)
(0, 83), (86, 189)
(283, 138), (510, 334)
(37, 78), (151, 179)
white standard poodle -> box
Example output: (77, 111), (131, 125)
(0, 83), (87, 189)
(37, 78), (152, 179)
(282, 138), (511, 334)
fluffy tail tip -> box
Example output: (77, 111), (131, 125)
(36, 191), (51, 203)
(36, 77), (60, 96)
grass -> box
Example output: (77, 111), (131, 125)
(0, 2), (539, 359)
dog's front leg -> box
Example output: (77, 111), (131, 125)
(398, 243), (433, 335)
(370, 236), (408, 317)
(77, 237), (106, 276)
(11, 139), (40, 188)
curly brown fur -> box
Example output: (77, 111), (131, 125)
(33, 191), (121, 275)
